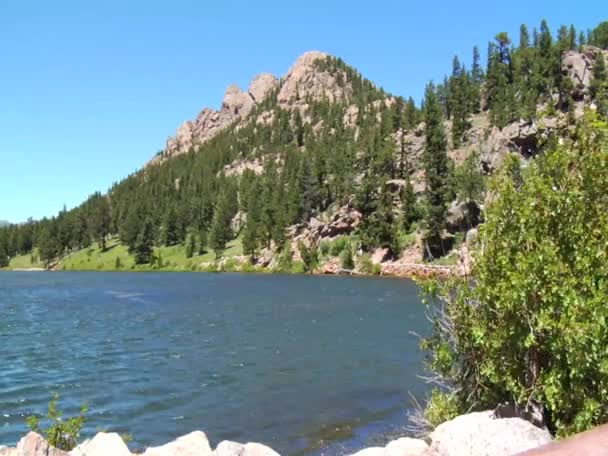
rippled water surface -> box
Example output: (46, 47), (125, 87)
(0, 272), (428, 454)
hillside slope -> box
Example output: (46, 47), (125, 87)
(1, 20), (607, 275)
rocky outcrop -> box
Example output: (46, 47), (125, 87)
(152, 50), (352, 166)
(289, 203), (363, 247)
(249, 73), (279, 103)
(429, 411), (552, 456)
(152, 72), (279, 166)
(562, 46), (608, 100)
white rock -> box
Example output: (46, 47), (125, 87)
(16, 432), (67, 456)
(68, 432), (131, 456)
(429, 411), (552, 456)
(349, 448), (385, 456)
(141, 431), (211, 456)
(385, 437), (429, 456)
(213, 441), (244, 456)
(212, 440), (280, 456)
(0, 445), (17, 456)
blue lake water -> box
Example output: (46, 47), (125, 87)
(0, 272), (429, 455)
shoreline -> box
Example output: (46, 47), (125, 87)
(1, 264), (456, 280)
(1, 409), (554, 456)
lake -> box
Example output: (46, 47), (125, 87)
(0, 272), (429, 455)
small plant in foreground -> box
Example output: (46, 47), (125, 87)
(26, 393), (87, 451)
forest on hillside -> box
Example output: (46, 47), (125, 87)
(1, 20), (607, 270)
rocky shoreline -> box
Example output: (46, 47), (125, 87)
(0, 410), (554, 456)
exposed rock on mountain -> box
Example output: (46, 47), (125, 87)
(249, 73), (279, 103)
(277, 50), (352, 106)
(562, 46), (608, 100)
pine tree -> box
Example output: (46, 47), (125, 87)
(591, 53), (608, 117)
(89, 193), (111, 251)
(242, 218), (259, 260)
(401, 179), (417, 232)
(197, 228), (207, 255)
(208, 192), (233, 259)
(0, 238), (9, 268)
(454, 150), (485, 229)
(184, 229), (196, 258)
(470, 46), (483, 113)
(38, 223), (60, 267)
(519, 24), (530, 49)
(134, 219), (154, 264)
(450, 57), (471, 147)
(422, 83), (451, 259)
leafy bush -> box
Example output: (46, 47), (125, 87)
(26, 393), (87, 451)
(423, 389), (460, 429)
(357, 253), (381, 275)
(340, 242), (355, 270)
(329, 237), (349, 256)
(275, 242), (294, 273)
(421, 116), (608, 436)
(319, 240), (331, 256)
(298, 242), (319, 273)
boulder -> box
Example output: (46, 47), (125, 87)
(429, 410), (552, 456)
(384, 437), (429, 456)
(0, 446), (17, 456)
(371, 248), (391, 265)
(231, 211), (247, 235)
(349, 439), (429, 456)
(350, 448), (385, 456)
(14, 432), (67, 456)
(141, 431), (212, 456)
(562, 50), (593, 99)
(212, 441), (279, 456)
(69, 433), (131, 456)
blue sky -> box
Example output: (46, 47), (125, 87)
(0, 0), (602, 222)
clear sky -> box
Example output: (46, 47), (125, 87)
(0, 0), (602, 222)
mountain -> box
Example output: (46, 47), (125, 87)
(0, 221), (9, 227)
(1, 20), (607, 273)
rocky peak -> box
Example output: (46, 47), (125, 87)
(151, 83), (259, 165)
(150, 50), (354, 166)
(248, 73), (279, 103)
(277, 50), (353, 106)
(222, 84), (254, 117)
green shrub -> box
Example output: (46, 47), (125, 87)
(298, 242), (319, 273)
(276, 241), (293, 273)
(340, 242), (355, 270)
(357, 253), (381, 275)
(329, 237), (349, 256)
(319, 240), (331, 256)
(291, 261), (306, 274)
(423, 389), (460, 429)
(26, 393), (87, 451)
(421, 116), (608, 436)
